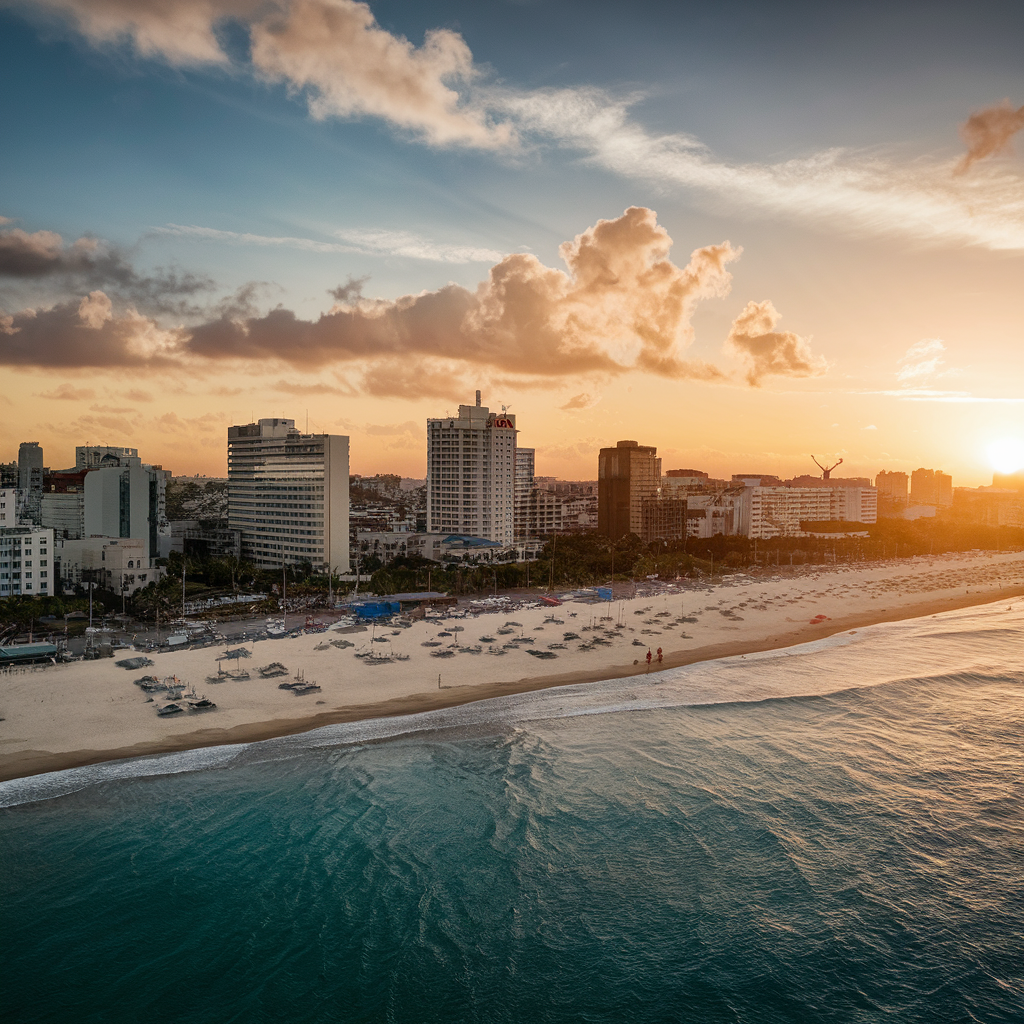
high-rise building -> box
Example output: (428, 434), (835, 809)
(227, 418), (349, 570)
(426, 394), (517, 544)
(514, 447), (535, 539)
(875, 471), (909, 504)
(597, 440), (661, 541)
(910, 468), (953, 507)
(83, 463), (166, 561)
(18, 441), (43, 526)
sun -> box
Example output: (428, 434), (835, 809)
(987, 438), (1024, 475)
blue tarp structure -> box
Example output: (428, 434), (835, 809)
(349, 601), (400, 620)
(595, 587), (613, 601)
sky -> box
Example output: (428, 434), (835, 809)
(2, 0), (1023, 484)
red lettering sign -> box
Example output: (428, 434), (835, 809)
(490, 417), (515, 428)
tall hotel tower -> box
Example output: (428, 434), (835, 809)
(227, 418), (349, 570)
(426, 393), (517, 545)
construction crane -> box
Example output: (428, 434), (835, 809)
(812, 456), (843, 480)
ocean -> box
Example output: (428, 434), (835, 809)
(2, 602), (1023, 1023)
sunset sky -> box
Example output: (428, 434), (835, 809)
(2, 0), (1023, 484)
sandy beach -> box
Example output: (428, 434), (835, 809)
(3, 549), (1024, 783)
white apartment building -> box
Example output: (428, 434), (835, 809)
(0, 525), (55, 597)
(58, 536), (157, 594)
(736, 485), (877, 539)
(227, 418), (349, 570)
(426, 395), (517, 545)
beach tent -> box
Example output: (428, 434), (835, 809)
(348, 601), (401, 620)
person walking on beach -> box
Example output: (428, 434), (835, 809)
(646, 649), (652, 670)
(657, 647), (663, 664)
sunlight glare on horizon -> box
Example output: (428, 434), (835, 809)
(986, 438), (1024, 475)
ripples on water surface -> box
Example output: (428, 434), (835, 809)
(2, 604), (1023, 1023)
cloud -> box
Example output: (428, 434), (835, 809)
(328, 276), (369, 302)
(273, 380), (348, 395)
(333, 228), (503, 263)
(956, 100), (1024, 175)
(560, 392), (598, 411)
(27, 0), (262, 66)
(32, 0), (512, 149)
(0, 290), (181, 366)
(871, 388), (1024, 404)
(2, 208), (795, 394)
(124, 388), (153, 401)
(250, 0), (513, 149)
(156, 223), (504, 263)
(185, 207), (739, 379)
(364, 421), (418, 436)
(154, 223), (362, 255)
(725, 300), (827, 386)
(0, 223), (214, 311)
(358, 358), (471, 399)
(862, 424), (878, 430)
(500, 87), (1024, 252)
(897, 339), (945, 382)
(36, 382), (97, 400)
(23, 5), (1024, 250)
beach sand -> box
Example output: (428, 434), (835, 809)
(4, 549), (1024, 783)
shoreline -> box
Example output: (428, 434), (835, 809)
(4, 582), (1022, 784)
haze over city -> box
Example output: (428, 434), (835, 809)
(2, 0), (1023, 485)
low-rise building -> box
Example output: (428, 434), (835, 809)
(735, 485), (877, 539)
(57, 536), (160, 595)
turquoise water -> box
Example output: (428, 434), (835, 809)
(2, 605), (1024, 1023)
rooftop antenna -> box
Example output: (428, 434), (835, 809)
(812, 455), (843, 480)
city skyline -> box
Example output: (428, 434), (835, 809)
(2, 1), (1024, 485)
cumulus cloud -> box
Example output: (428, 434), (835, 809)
(897, 338), (945, 382)
(185, 207), (739, 382)
(0, 289), (181, 366)
(956, 100), (1024, 175)
(2, 207), (815, 392)
(725, 300), (826, 386)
